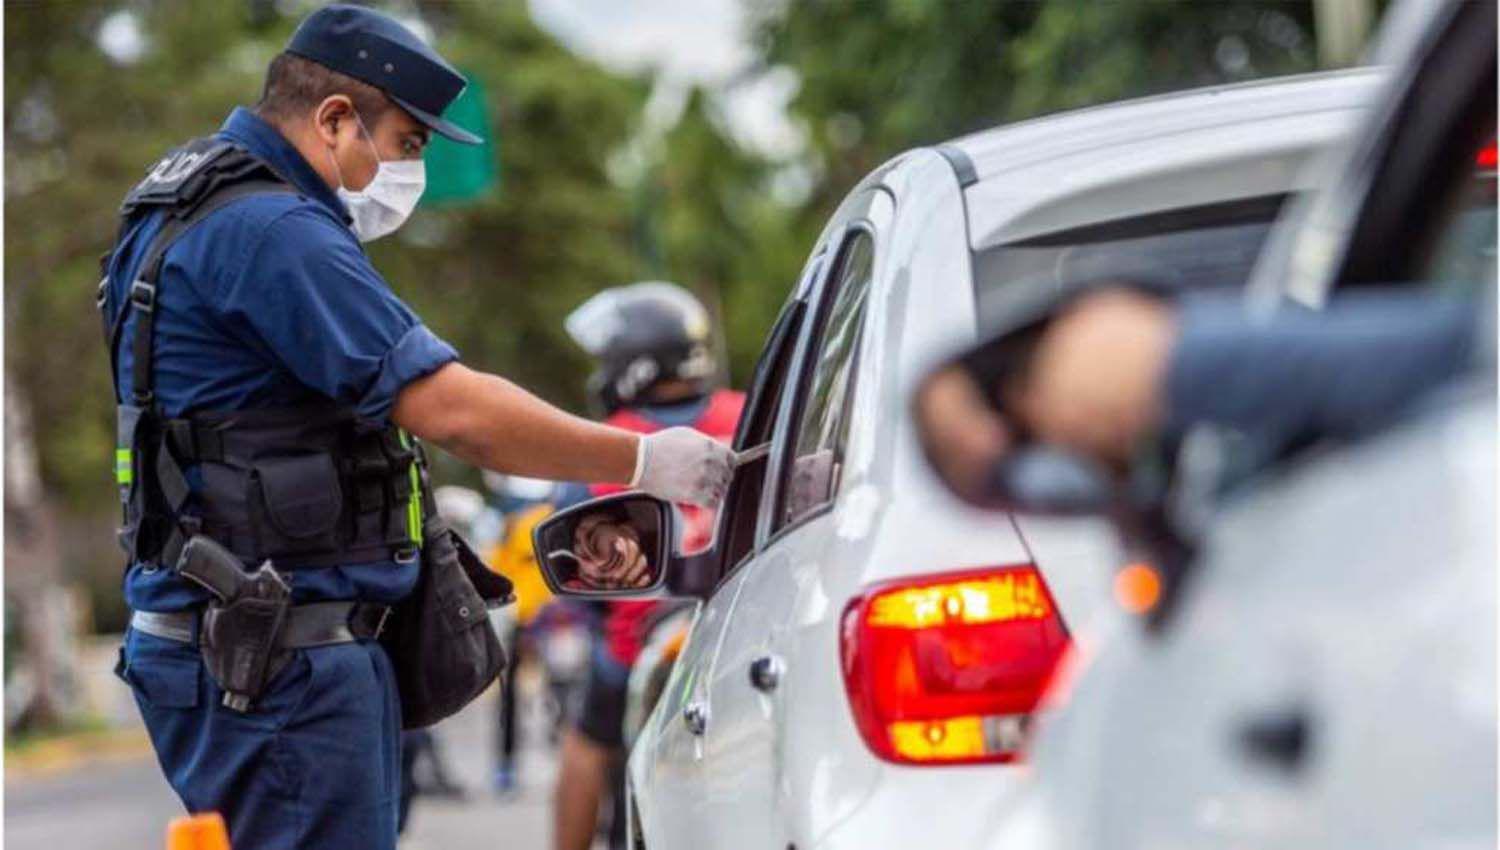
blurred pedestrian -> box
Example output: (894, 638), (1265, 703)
(484, 480), (588, 794)
(397, 728), (466, 834)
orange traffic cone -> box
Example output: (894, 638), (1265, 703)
(166, 812), (231, 850)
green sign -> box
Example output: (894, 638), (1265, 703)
(422, 74), (498, 205)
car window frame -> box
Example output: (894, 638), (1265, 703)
(703, 249), (830, 591)
(730, 251), (827, 454)
(1293, 0), (1496, 303)
(760, 221), (879, 546)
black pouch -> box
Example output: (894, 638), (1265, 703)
(115, 404), (168, 559)
(382, 515), (514, 729)
(250, 453), (344, 557)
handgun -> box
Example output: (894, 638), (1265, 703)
(175, 535), (291, 711)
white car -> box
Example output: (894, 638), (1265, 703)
(540, 70), (1381, 850)
(974, 2), (1497, 848)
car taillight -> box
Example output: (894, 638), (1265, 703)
(1478, 141), (1497, 170)
(840, 565), (1070, 765)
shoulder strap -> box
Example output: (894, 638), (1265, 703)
(121, 138), (243, 217)
(121, 177), (293, 406)
(102, 138), (297, 405)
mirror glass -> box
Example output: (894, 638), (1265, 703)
(534, 494), (669, 595)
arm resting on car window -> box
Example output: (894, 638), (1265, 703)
(1164, 292), (1477, 445)
(949, 289), (1478, 467)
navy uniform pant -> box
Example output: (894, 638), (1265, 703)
(118, 627), (402, 849)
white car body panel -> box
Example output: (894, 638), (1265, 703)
(629, 69), (1383, 850)
(990, 395), (1497, 850)
(954, 71), (1383, 249)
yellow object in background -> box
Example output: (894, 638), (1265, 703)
(489, 502), (556, 626)
(166, 813), (231, 850)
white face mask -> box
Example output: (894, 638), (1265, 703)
(329, 115), (425, 243)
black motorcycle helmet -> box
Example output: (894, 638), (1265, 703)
(565, 281), (722, 415)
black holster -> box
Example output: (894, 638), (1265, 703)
(381, 516), (515, 729)
(175, 534), (293, 712)
(201, 593), (293, 712)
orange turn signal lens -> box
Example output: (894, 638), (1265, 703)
(1113, 563), (1162, 615)
(889, 716), (986, 760)
(866, 572), (1052, 628)
(887, 714), (1031, 762)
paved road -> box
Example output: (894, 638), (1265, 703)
(5, 676), (561, 849)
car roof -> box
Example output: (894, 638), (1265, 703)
(940, 69), (1386, 250)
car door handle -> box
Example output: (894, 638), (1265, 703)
(682, 700), (709, 736)
(748, 654), (785, 692)
(1237, 705), (1313, 774)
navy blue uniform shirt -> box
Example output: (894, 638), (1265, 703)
(105, 107), (458, 612)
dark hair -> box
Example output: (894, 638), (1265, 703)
(255, 51), (392, 128)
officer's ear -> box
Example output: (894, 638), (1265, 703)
(313, 95), (358, 147)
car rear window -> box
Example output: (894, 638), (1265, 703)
(972, 195), (1284, 331)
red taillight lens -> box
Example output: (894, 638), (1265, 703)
(840, 565), (1070, 765)
(1477, 141), (1497, 170)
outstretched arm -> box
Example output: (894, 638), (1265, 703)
(395, 362), (636, 483)
(393, 362), (732, 506)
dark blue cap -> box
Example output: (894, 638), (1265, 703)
(286, 4), (481, 145)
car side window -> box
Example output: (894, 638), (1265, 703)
(712, 252), (827, 583)
(774, 230), (875, 532)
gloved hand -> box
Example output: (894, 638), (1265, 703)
(630, 427), (734, 507)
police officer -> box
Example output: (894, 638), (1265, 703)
(552, 281), (744, 850)
(100, 7), (732, 849)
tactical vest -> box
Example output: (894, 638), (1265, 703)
(99, 137), (430, 572)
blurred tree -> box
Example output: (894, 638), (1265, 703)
(1005, 2), (1320, 118)
(635, 88), (813, 384)
(750, 0), (1323, 221)
(750, 1), (1045, 210)
(6, 1), (270, 636)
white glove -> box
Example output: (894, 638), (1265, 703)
(630, 427), (734, 507)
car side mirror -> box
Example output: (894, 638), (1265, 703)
(532, 493), (675, 598)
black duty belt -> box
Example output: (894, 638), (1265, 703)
(131, 601), (391, 649)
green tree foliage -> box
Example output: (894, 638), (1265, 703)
(751, 1), (1047, 204)
(1005, 2), (1319, 118)
(634, 88), (813, 383)
(368, 2), (648, 413)
(7, 2), (269, 515)
(751, 0), (1321, 217)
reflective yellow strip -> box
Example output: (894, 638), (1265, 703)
(399, 430), (422, 545)
(115, 449), (133, 485)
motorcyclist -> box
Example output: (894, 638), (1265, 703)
(553, 281), (744, 850)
